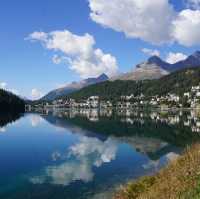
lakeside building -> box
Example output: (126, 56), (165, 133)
(28, 83), (200, 111)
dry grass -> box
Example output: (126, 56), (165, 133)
(114, 144), (200, 199)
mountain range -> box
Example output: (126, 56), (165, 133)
(66, 66), (200, 101)
(41, 73), (109, 101)
(113, 51), (200, 81)
(41, 51), (200, 101)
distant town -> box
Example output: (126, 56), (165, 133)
(29, 105), (200, 135)
(26, 84), (200, 112)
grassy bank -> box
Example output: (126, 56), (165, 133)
(114, 144), (200, 199)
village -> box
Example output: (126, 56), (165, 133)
(26, 84), (200, 112)
(25, 84), (200, 134)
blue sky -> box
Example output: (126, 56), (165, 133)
(1, 0), (200, 99)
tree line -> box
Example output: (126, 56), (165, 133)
(0, 89), (25, 113)
(63, 67), (200, 101)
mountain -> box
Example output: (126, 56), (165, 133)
(64, 66), (200, 100)
(144, 56), (171, 71)
(0, 89), (25, 113)
(113, 51), (200, 81)
(112, 57), (170, 81)
(41, 73), (109, 101)
(41, 51), (200, 101)
(169, 51), (200, 72)
(112, 65), (169, 81)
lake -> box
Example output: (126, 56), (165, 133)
(0, 109), (200, 199)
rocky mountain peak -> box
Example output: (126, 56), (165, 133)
(97, 73), (109, 81)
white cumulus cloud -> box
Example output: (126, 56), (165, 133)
(88, 0), (175, 44)
(166, 52), (187, 64)
(172, 9), (200, 46)
(141, 48), (160, 57)
(52, 55), (62, 64)
(31, 89), (43, 100)
(28, 30), (118, 78)
(88, 0), (200, 46)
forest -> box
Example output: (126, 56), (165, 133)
(0, 89), (25, 113)
(63, 67), (200, 101)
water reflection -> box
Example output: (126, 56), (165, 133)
(42, 112), (179, 159)
(29, 114), (44, 127)
(30, 136), (118, 186)
(29, 109), (198, 188)
(0, 112), (22, 128)
(0, 109), (200, 199)
(31, 159), (94, 186)
(69, 136), (118, 167)
(42, 109), (200, 148)
(0, 127), (6, 133)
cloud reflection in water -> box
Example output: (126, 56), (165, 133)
(30, 114), (44, 127)
(30, 136), (118, 186)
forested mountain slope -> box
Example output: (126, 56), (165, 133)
(63, 67), (200, 100)
(0, 89), (25, 112)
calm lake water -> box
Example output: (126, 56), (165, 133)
(0, 109), (200, 199)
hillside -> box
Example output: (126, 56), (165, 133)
(0, 89), (25, 113)
(115, 144), (200, 199)
(64, 67), (200, 101)
(41, 73), (109, 101)
(112, 62), (169, 81)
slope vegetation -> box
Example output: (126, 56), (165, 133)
(0, 89), (25, 113)
(115, 143), (200, 199)
(64, 67), (200, 100)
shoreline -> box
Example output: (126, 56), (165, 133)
(114, 143), (200, 199)
(26, 106), (200, 112)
